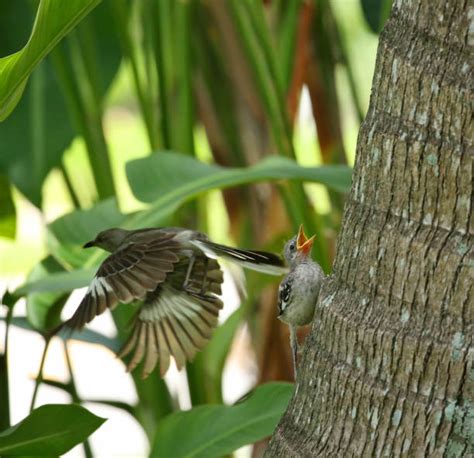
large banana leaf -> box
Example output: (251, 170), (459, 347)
(126, 151), (352, 227)
(0, 0), (120, 206)
(151, 383), (294, 458)
(0, 0), (102, 121)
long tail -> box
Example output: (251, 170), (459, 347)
(191, 240), (288, 275)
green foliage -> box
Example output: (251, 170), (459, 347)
(127, 152), (352, 228)
(0, 0), (377, 454)
(128, 152), (352, 204)
(47, 198), (126, 269)
(15, 267), (96, 296)
(26, 256), (68, 330)
(0, 0), (102, 121)
(10, 316), (122, 353)
(0, 0), (120, 206)
(361, 0), (393, 33)
(151, 383), (294, 458)
(0, 404), (105, 455)
(0, 173), (15, 238)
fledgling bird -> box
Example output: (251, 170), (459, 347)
(278, 225), (325, 378)
(58, 227), (287, 378)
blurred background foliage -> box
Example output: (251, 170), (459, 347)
(0, 0), (391, 455)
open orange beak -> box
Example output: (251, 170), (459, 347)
(296, 224), (315, 255)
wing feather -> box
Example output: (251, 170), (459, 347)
(162, 316), (186, 371)
(117, 255), (224, 377)
(117, 323), (139, 359)
(127, 321), (146, 372)
(168, 314), (197, 360)
(154, 323), (170, 377)
(157, 321), (172, 376)
(143, 323), (159, 378)
(64, 240), (181, 330)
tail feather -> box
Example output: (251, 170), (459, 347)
(191, 240), (288, 275)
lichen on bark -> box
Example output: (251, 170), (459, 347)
(266, 0), (473, 456)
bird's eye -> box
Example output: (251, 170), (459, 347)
(289, 242), (295, 251)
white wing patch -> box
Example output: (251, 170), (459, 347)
(190, 240), (288, 275)
(119, 283), (222, 377)
(139, 285), (217, 323)
(89, 276), (113, 297)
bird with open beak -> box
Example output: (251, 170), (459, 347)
(278, 225), (325, 378)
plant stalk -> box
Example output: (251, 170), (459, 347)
(29, 337), (51, 412)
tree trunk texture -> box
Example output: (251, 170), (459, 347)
(266, 0), (472, 456)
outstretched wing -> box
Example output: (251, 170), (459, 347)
(118, 257), (224, 378)
(64, 235), (181, 330)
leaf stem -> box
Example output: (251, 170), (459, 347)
(29, 337), (51, 412)
(59, 163), (81, 209)
(64, 341), (93, 458)
(0, 305), (14, 430)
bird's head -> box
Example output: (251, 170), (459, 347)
(83, 228), (130, 252)
(283, 225), (315, 266)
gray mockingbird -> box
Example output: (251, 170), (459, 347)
(59, 227), (287, 377)
(278, 225), (324, 378)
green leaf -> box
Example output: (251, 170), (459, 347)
(187, 308), (243, 405)
(0, 57), (75, 207)
(151, 382), (294, 458)
(126, 152), (352, 226)
(361, 0), (392, 34)
(48, 198), (125, 246)
(14, 267), (95, 296)
(47, 197), (126, 269)
(0, 404), (106, 455)
(0, 0), (103, 121)
(8, 316), (122, 354)
(26, 256), (68, 330)
(0, 1), (121, 206)
(0, 173), (15, 238)
(203, 308), (243, 381)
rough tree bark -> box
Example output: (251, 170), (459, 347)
(266, 0), (472, 456)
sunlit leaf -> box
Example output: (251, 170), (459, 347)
(361, 0), (392, 34)
(126, 152), (352, 227)
(0, 1), (121, 206)
(26, 256), (68, 330)
(0, 404), (105, 455)
(0, 0), (102, 121)
(47, 198), (126, 269)
(14, 267), (95, 296)
(151, 383), (294, 458)
(0, 173), (15, 238)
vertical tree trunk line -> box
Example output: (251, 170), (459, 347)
(266, 0), (472, 456)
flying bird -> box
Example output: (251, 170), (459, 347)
(278, 225), (325, 378)
(59, 227), (287, 377)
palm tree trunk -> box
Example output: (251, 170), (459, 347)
(266, 0), (472, 455)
